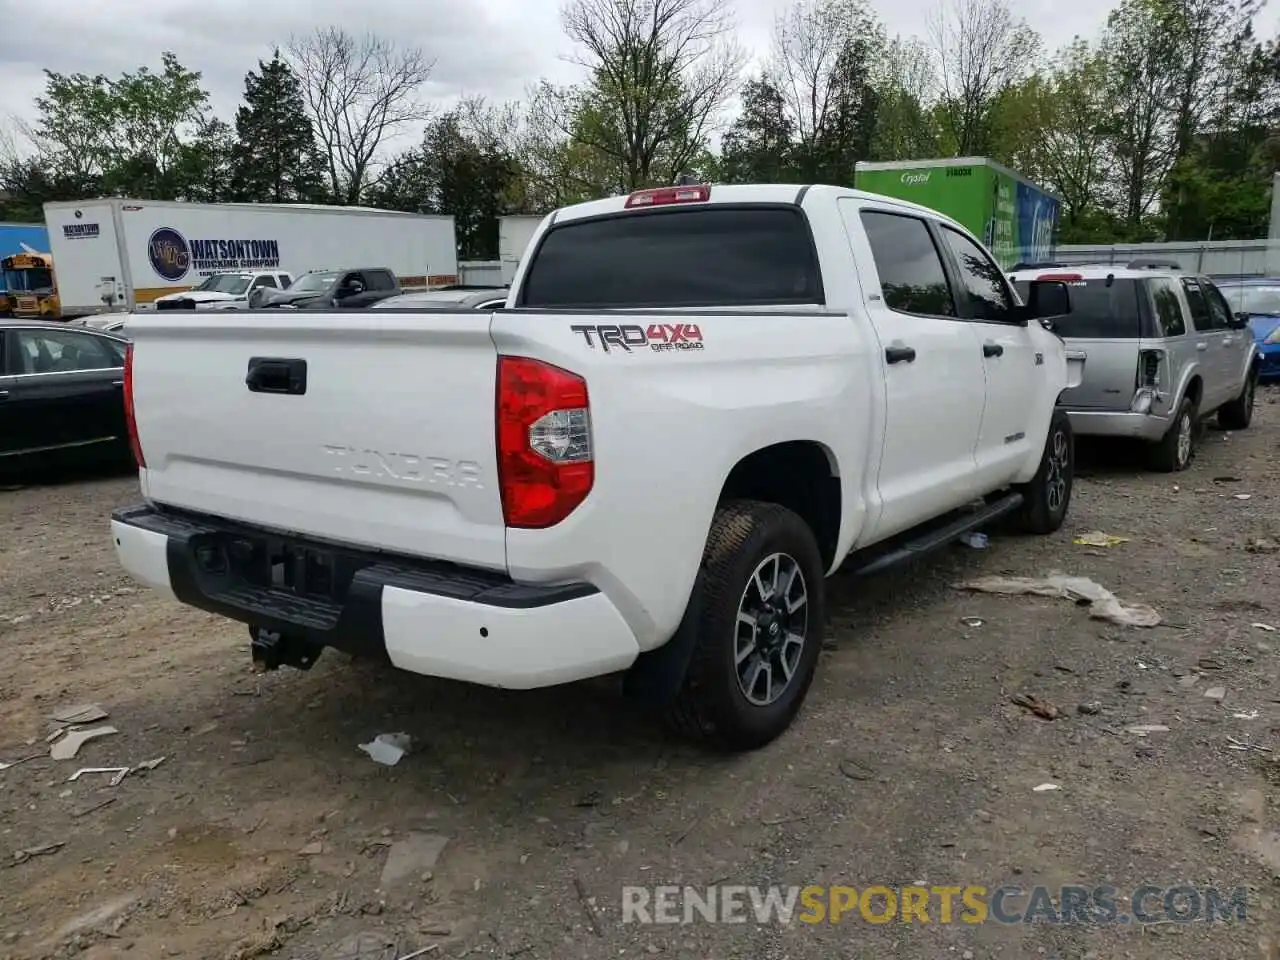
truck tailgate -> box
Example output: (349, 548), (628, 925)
(128, 310), (506, 570)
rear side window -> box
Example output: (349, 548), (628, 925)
(364, 270), (396, 291)
(859, 211), (955, 317)
(1181, 278), (1213, 330)
(1146, 279), (1186, 336)
(1201, 280), (1234, 328)
(1012, 277), (1143, 338)
(520, 207), (821, 308)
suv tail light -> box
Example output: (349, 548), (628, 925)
(496, 357), (593, 528)
(123, 342), (145, 468)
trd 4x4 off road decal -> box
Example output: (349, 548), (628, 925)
(570, 322), (705, 353)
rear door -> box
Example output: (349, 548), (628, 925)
(1180, 277), (1230, 407)
(841, 203), (988, 539)
(1201, 277), (1251, 395)
(936, 224), (1038, 485)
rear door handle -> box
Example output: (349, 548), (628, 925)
(1197, 342), (1208, 351)
(885, 345), (916, 364)
(982, 341), (1004, 358)
(246, 357), (308, 395)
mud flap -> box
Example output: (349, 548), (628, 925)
(621, 570), (707, 705)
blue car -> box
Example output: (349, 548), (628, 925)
(1215, 277), (1280, 381)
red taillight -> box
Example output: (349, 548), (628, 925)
(123, 342), (145, 468)
(496, 357), (593, 528)
(1036, 273), (1084, 282)
(624, 184), (711, 208)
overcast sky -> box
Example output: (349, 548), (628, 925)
(2, 0), (1269, 152)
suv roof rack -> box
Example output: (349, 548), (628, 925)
(1126, 258), (1182, 270)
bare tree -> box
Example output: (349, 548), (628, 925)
(561, 0), (744, 189)
(285, 27), (434, 204)
(769, 0), (879, 151)
(927, 0), (1039, 155)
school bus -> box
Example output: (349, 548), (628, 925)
(1, 251), (60, 319)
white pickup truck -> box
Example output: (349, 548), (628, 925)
(111, 184), (1084, 751)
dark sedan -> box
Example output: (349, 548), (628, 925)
(0, 320), (132, 479)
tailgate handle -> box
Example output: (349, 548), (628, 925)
(246, 357), (307, 395)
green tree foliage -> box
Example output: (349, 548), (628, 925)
(230, 53), (328, 203)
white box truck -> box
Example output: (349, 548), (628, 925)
(498, 215), (545, 286)
(43, 199), (459, 318)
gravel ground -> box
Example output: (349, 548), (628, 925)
(2, 391), (1280, 960)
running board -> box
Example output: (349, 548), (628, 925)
(848, 491), (1025, 579)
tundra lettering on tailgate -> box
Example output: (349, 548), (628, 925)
(570, 323), (704, 354)
(323, 445), (484, 488)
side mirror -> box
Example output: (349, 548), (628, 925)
(1229, 311), (1251, 330)
(1024, 280), (1071, 321)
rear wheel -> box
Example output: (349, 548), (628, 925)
(1010, 408), (1073, 535)
(1149, 396), (1196, 472)
(1218, 369), (1257, 430)
(666, 500), (825, 752)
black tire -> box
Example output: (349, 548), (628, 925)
(1010, 408), (1074, 535)
(1149, 395), (1197, 472)
(1218, 368), (1257, 430)
(666, 500), (826, 752)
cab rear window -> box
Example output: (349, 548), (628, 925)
(1013, 277), (1142, 338)
(519, 207), (822, 308)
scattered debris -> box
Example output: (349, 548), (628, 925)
(380, 833), (450, 888)
(398, 947), (441, 960)
(11, 841), (65, 865)
(49, 703), (108, 725)
(1233, 710), (1261, 720)
(73, 797), (118, 818)
(1253, 622), (1277, 633)
(573, 875), (604, 937)
(1197, 657), (1225, 671)
(1077, 702), (1102, 715)
(1234, 494), (1253, 501)
(1213, 476), (1243, 483)
(838, 758), (876, 781)
(959, 532), (988, 549)
(51, 892), (139, 941)
(298, 841), (324, 856)
(1011, 694), (1062, 720)
(959, 616), (985, 628)
(1126, 725), (1170, 736)
(954, 573), (1160, 627)
(0, 753), (41, 771)
(49, 725), (118, 761)
(1177, 675), (1200, 688)
(1032, 783), (1061, 792)
(358, 732), (413, 766)
(130, 756), (167, 774)
(68, 766), (130, 787)
(1246, 538), (1279, 554)
(1204, 686), (1227, 702)
(1073, 531), (1129, 547)
(1227, 735), (1270, 753)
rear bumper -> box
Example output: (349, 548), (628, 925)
(1064, 408), (1171, 441)
(111, 504), (640, 689)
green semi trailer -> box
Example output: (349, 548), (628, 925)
(852, 157), (1061, 270)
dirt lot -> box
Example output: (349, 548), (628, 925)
(3, 396), (1280, 960)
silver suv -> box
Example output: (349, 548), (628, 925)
(1010, 261), (1260, 471)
